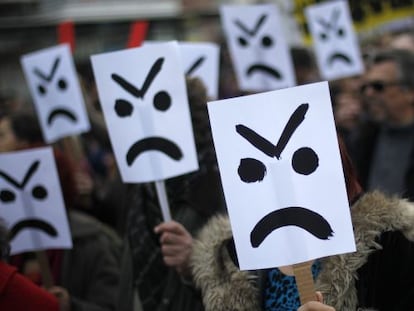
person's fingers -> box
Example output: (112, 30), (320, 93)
(154, 221), (186, 235)
(315, 291), (323, 303)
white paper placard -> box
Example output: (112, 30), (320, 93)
(179, 42), (220, 100)
(0, 147), (72, 255)
(208, 81), (355, 270)
(305, 0), (364, 80)
(21, 44), (90, 143)
(91, 42), (199, 183)
(220, 4), (296, 92)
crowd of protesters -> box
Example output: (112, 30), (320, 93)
(1, 22), (414, 311)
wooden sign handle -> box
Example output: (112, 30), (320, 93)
(155, 180), (172, 222)
(293, 261), (315, 305)
(35, 250), (54, 289)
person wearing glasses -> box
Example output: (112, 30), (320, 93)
(353, 48), (414, 200)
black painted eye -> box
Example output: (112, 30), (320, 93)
(261, 35), (273, 47)
(32, 185), (48, 200)
(292, 147), (319, 175)
(238, 158), (267, 183)
(337, 28), (345, 37)
(115, 99), (133, 117)
(38, 85), (47, 95)
(319, 32), (328, 41)
(0, 189), (15, 203)
(57, 78), (67, 91)
(153, 91), (171, 111)
(238, 37), (249, 47)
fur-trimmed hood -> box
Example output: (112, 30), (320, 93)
(191, 191), (414, 311)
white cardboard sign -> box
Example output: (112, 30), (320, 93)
(0, 147), (72, 255)
(179, 42), (220, 100)
(220, 4), (296, 92)
(305, 0), (364, 80)
(21, 44), (90, 143)
(208, 81), (355, 270)
(91, 42), (199, 183)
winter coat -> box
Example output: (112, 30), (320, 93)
(0, 261), (59, 311)
(191, 191), (414, 311)
(61, 210), (122, 311)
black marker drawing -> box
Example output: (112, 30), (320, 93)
(111, 57), (182, 166)
(126, 137), (183, 166)
(316, 9), (352, 66)
(235, 103), (329, 246)
(236, 103), (318, 182)
(33, 56), (78, 125)
(250, 207), (333, 248)
(0, 160), (57, 240)
(9, 219), (58, 240)
(233, 14), (281, 80)
(186, 56), (206, 76)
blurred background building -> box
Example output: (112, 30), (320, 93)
(0, 0), (413, 103)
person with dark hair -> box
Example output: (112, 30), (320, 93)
(353, 48), (414, 200)
(0, 111), (121, 311)
(0, 218), (60, 311)
(191, 134), (414, 310)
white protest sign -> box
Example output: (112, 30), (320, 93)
(21, 44), (90, 143)
(0, 147), (72, 255)
(208, 81), (355, 270)
(220, 4), (296, 92)
(91, 42), (198, 183)
(179, 42), (220, 100)
(305, 0), (364, 80)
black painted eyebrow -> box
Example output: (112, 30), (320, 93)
(0, 160), (40, 189)
(234, 14), (268, 37)
(317, 8), (342, 31)
(111, 57), (164, 99)
(236, 103), (309, 159)
(186, 56), (205, 76)
(33, 57), (60, 82)
(236, 124), (275, 157)
(274, 103), (308, 159)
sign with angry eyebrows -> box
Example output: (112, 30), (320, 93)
(305, 0), (364, 81)
(0, 147), (72, 255)
(21, 44), (90, 143)
(179, 42), (220, 100)
(220, 4), (296, 92)
(208, 81), (355, 270)
(91, 42), (199, 183)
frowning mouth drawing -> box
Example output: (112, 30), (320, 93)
(33, 57), (78, 126)
(236, 103), (333, 247)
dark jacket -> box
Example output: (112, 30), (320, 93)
(192, 192), (414, 311)
(351, 120), (414, 201)
(61, 210), (122, 311)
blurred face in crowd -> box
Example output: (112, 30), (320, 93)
(0, 117), (27, 152)
(361, 60), (414, 125)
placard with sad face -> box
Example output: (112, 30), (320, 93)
(305, 0), (364, 80)
(220, 4), (296, 92)
(91, 42), (198, 183)
(0, 147), (72, 255)
(21, 44), (90, 143)
(208, 81), (355, 270)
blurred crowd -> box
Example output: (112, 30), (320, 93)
(1, 17), (414, 311)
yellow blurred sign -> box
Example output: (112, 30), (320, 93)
(294, 0), (414, 44)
